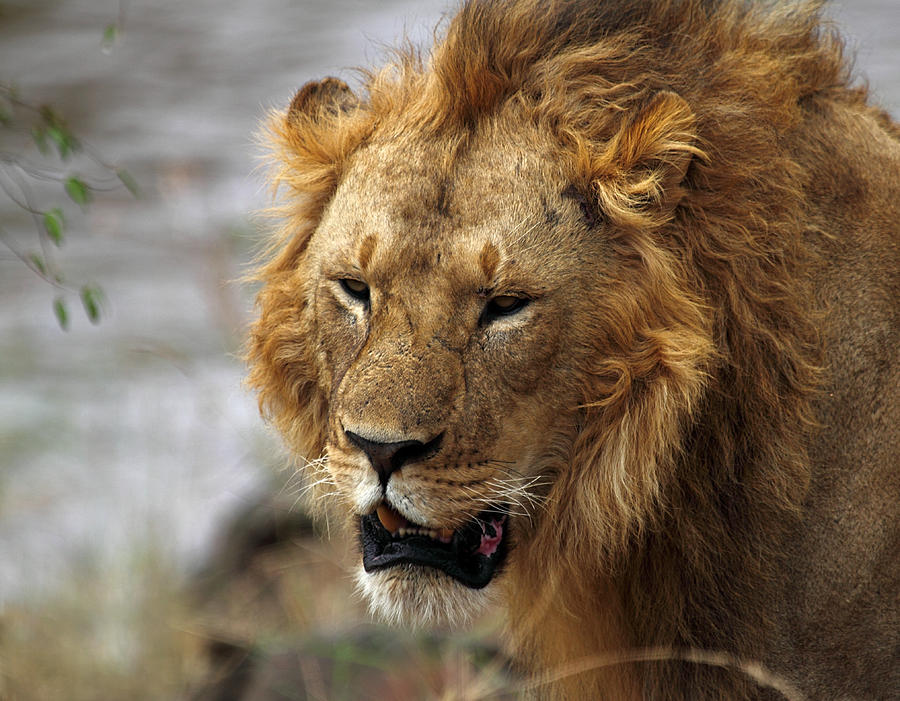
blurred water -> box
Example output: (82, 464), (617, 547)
(0, 0), (897, 605)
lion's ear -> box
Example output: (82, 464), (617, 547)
(267, 76), (366, 208)
(288, 77), (359, 125)
(592, 90), (700, 226)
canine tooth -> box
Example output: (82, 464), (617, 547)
(377, 504), (407, 534)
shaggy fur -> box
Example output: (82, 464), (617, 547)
(247, 1), (899, 699)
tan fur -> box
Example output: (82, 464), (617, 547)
(247, 2), (899, 699)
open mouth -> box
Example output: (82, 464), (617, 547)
(360, 503), (509, 589)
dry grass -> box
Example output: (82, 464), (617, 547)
(0, 497), (516, 701)
(0, 548), (205, 701)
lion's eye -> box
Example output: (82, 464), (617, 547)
(339, 278), (370, 303)
(482, 295), (530, 323)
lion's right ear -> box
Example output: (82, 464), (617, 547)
(264, 76), (367, 213)
(259, 77), (367, 274)
(288, 77), (359, 125)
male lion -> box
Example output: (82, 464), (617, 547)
(247, 1), (899, 698)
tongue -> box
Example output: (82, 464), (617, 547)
(477, 518), (504, 557)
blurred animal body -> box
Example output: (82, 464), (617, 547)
(247, 1), (899, 698)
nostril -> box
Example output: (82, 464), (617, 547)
(345, 430), (444, 486)
(392, 432), (443, 469)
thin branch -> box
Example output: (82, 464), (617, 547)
(0, 227), (69, 292)
(1, 164), (59, 274)
(491, 647), (806, 701)
(0, 169), (41, 215)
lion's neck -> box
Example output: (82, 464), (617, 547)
(503, 551), (641, 701)
(502, 488), (787, 701)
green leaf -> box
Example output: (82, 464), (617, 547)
(80, 284), (104, 324)
(47, 126), (69, 158)
(116, 168), (139, 197)
(101, 23), (118, 52)
(54, 297), (69, 330)
(29, 253), (47, 275)
(0, 106), (11, 126)
(65, 176), (91, 207)
(32, 126), (49, 154)
(47, 125), (79, 159)
(43, 208), (65, 246)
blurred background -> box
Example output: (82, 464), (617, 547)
(0, 1), (896, 699)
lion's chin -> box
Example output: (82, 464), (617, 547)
(355, 564), (497, 629)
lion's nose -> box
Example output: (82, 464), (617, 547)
(345, 430), (443, 487)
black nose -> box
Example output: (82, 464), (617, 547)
(345, 430), (443, 486)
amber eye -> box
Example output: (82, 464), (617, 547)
(482, 294), (530, 323)
(339, 278), (370, 303)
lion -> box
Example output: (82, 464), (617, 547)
(246, 1), (899, 699)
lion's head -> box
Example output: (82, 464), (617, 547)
(248, 20), (719, 627)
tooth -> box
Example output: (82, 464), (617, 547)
(377, 504), (407, 534)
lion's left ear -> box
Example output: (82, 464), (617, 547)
(591, 90), (700, 227)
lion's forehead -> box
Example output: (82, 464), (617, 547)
(316, 136), (587, 289)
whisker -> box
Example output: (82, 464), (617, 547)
(294, 475), (336, 499)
